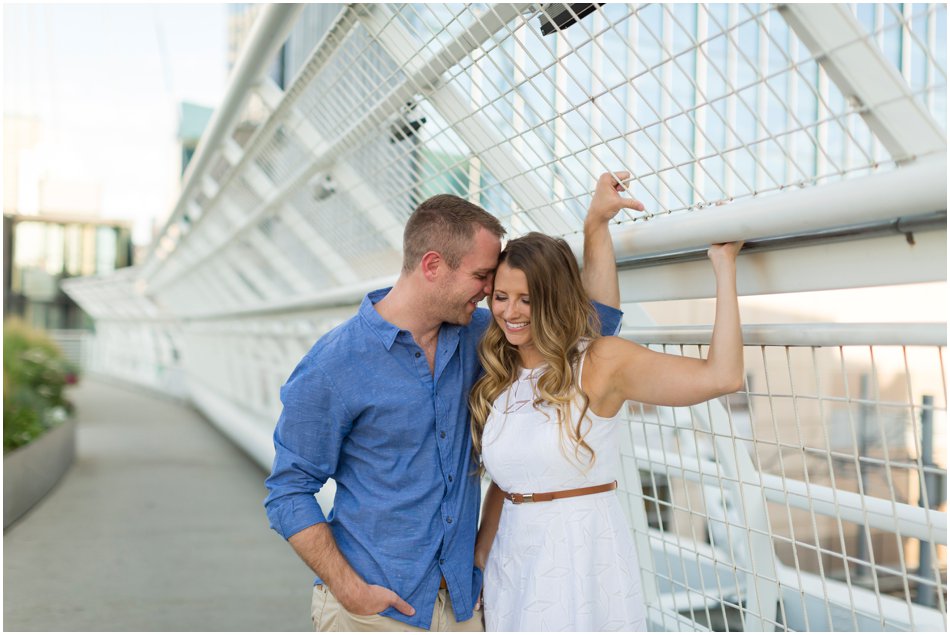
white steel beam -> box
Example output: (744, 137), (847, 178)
(201, 174), (220, 201)
(778, 3), (947, 163)
(153, 136), (363, 290)
(245, 228), (316, 295)
(206, 259), (261, 305)
(630, 447), (948, 544)
(616, 227), (945, 302)
(556, 156), (948, 300)
(358, 4), (574, 235)
(169, 274), (396, 321)
(141, 3), (304, 278)
(633, 372), (780, 630)
(688, 403), (780, 631)
(149, 3), (530, 295)
(277, 204), (361, 286)
(258, 76), (405, 253)
(162, 222), (947, 318)
(621, 323), (947, 347)
(587, 156), (947, 260)
(214, 141), (353, 293)
(144, 8), (357, 292)
(146, 7), (361, 293)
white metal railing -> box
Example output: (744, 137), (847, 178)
(73, 315), (949, 631)
(618, 324), (947, 631)
(59, 4), (948, 631)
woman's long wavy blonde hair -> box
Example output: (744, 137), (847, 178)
(470, 233), (601, 470)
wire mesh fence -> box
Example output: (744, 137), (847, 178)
(61, 4), (948, 630)
(137, 3), (946, 312)
(617, 327), (947, 630)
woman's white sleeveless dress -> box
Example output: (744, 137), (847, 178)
(481, 354), (648, 631)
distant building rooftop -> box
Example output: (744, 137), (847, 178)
(178, 102), (214, 142)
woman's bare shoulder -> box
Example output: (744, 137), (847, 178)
(588, 334), (644, 362)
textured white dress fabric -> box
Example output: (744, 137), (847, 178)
(481, 350), (648, 631)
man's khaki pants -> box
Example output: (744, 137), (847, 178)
(311, 585), (484, 632)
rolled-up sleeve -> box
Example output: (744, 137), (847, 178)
(264, 355), (353, 540)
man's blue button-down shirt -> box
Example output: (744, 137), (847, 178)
(264, 287), (622, 629)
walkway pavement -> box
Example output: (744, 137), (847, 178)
(3, 378), (314, 631)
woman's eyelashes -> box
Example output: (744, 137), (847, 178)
(493, 293), (529, 305)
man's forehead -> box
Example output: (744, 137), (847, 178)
(465, 229), (501, 268)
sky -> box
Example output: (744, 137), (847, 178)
(3, 3), (229, 244)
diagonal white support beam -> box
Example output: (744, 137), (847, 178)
(144, 6), (356, 292)
(245, 227), (318, 295)
(148, 3), (531, 295)
(141, 3), (304, 281)
(147, 6), (358, 285)
(202, 258), (261, 306)
(220, 133), (362, 289)
(257, 77), (405, 253)
(358, 4), (574, 235)
(153, 130), (362, 290)
(778, 3), (947, 163)
(201, 174), (220, 201)
(277, 204), (361, 286)
(224, 248), (281, 301)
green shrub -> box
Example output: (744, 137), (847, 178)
(3, 319), (77, 453)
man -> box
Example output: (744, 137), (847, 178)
(265, 175), (643, 631)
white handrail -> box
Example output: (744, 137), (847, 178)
(631, 447), (948, 544)
(564, 155), (947, 262)
(621, 323), (948, 347)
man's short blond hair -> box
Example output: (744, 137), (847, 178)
(402, 194), (506, 273)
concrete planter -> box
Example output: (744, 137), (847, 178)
(3, 417), (76, 529)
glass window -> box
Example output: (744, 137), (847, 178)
(96, 226), (117, 274)
(65, 224), (83, 276)
(45, 223), (64, 275)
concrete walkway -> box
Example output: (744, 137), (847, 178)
(3, 378), (314, 631)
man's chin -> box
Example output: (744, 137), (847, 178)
(448, 307), (476, 326)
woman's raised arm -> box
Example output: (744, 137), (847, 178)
(583, 242), (745, 416)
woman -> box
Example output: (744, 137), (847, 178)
(470, 181), (744, 631)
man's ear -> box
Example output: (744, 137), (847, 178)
(420, 251), (443, 282)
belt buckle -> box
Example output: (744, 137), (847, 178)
(509, 493), (533, 504)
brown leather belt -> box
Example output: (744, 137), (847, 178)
(501, 480), (617, 504)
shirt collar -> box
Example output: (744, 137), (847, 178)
(360, 288), (403, 350)
(360, 287), (469, 353)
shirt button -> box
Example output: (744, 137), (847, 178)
(448, 475), (454, 482)
(440, 558), (446, 565)
(439, 431), (446, 439)
(415, 352), (421, 358)
(446, 516), (453, 524)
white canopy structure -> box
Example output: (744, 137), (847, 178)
(62, 4), (947, 631)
